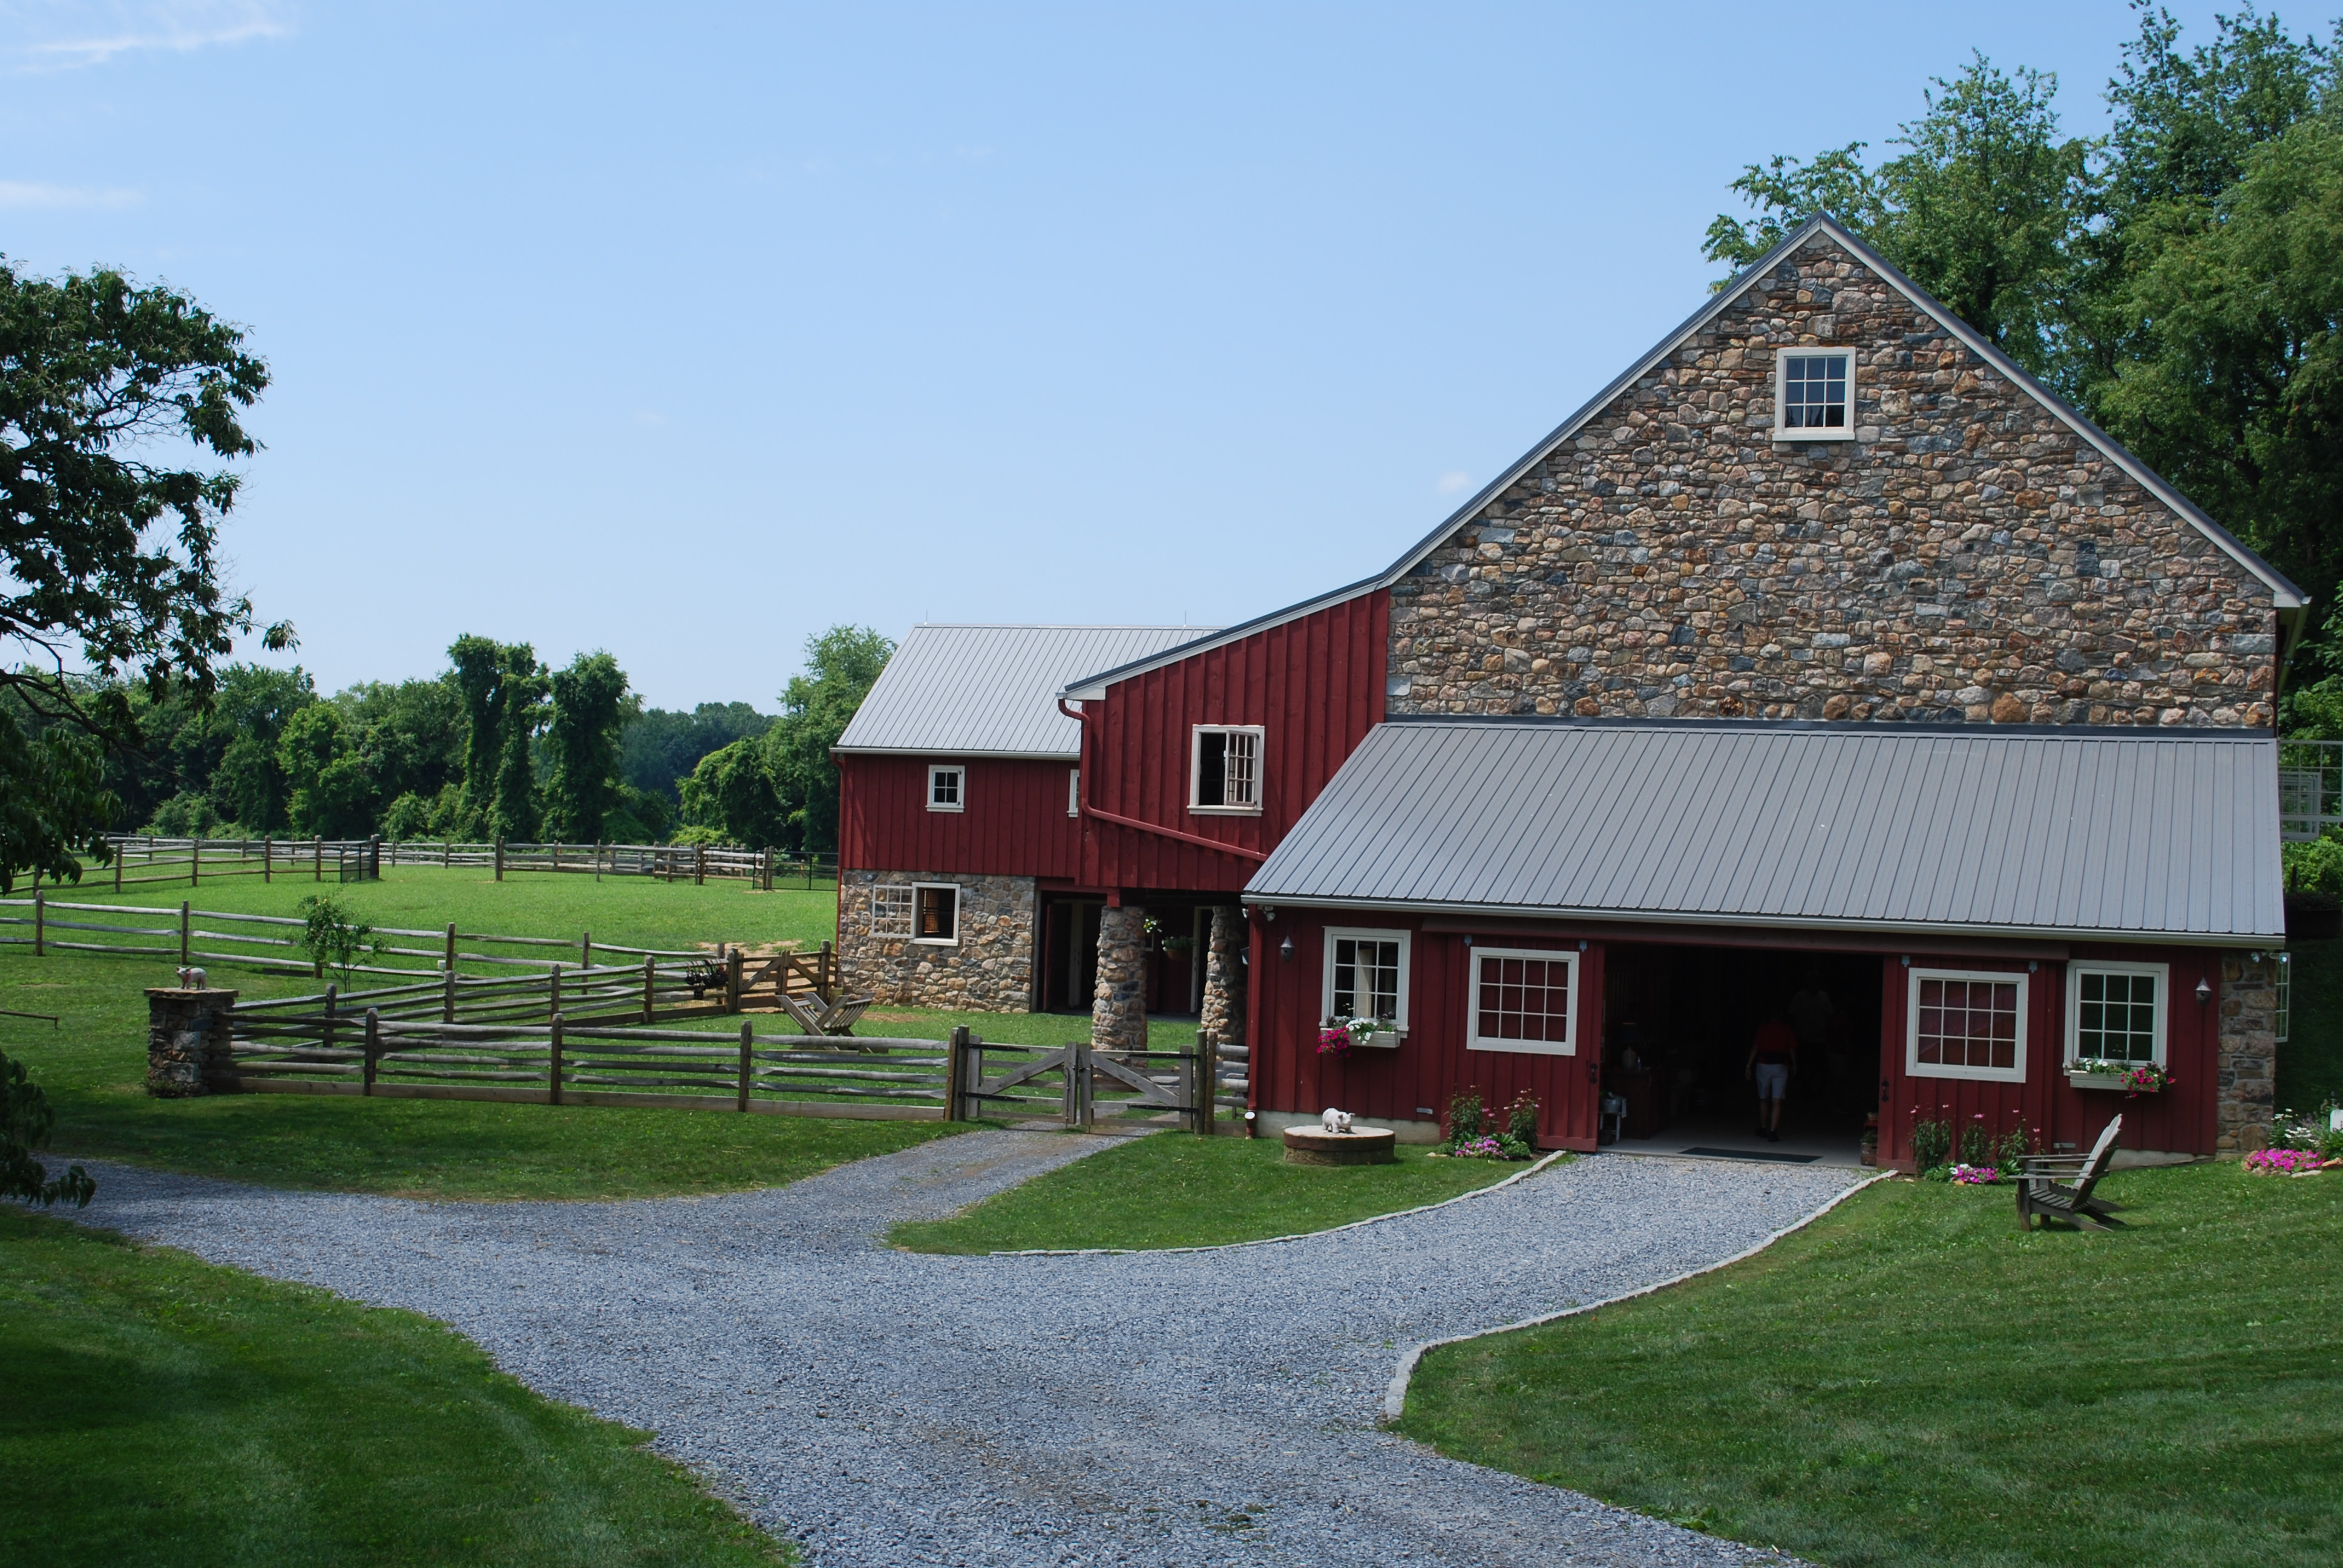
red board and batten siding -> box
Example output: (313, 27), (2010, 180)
(1878, 944), (2221, 1166)
(1077, 592), (1388, 894)
(1247, 909), (2228, 1158)
(836, 756), (1082, 880)
(1248, 910), (1605, 1149)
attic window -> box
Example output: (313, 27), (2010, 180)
(1775, 349), (1855, 441)
(1190, 725), (1263, 815)
(927, 764), (964, 812)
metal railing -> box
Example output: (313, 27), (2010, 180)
(2279, 739), (2343, 841)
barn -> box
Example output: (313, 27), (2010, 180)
(832, 215), (2303, 1165)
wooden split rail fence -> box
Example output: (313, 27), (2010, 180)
(954, 1034), (1215, 1132)
(0, 892), (839, 1001)
(74, 835), (381, 890)
(65, 837), (836, 892)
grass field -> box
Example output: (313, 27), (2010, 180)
(1397, 1165), (2343, 1568)
(0, 867), (986, 1200)
(889, 1132), (1533, 1252)
(0, 1206), (792, 1567)
(0, 866), (1216, 1200)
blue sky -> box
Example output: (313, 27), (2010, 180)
(1, 0), (2263, 707)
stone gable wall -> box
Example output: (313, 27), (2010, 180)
(1388, 235), (2279, 727)
(837, 870), (1035, 1011)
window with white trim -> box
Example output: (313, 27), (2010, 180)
(913, 883), (960, 944)
(1067, 768), (1080, 818)
(1908, 967), (2027, 1082)
(2067, 961), (2167, 1065)
(1774, 348), (1855, 440)
(1321, 927), (1409, 1030)
(1190, 725), (1264, 814)
(1466, 946), (1578, 1056)
(871, 885), (914, 938)
(926, 764), (964, 812)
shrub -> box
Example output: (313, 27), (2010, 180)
(296, 893), (380, 982)
(1910, 1114), (1953, 1172)
(2, 1050), (93, 1207)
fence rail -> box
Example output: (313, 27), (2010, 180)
(77, 836), (837, 892)
(0, 892), (837, 999)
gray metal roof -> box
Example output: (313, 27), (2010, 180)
(836, 625), (1213, 758)
(1246, 719), (2286, 943)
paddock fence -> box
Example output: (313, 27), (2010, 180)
(73, 835), (382, 890)
(0, 892), (838, 998)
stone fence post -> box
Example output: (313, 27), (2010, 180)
(146, 987), (240, 1097)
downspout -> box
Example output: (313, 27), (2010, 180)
(1058, 698), (1270, 863)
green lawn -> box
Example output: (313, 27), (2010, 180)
(1397, 1165), (2343, 1568)
(0, 867), (985, 1200)
(0, 1205), (791, 1567)
(889, 1131), (1535, 1252)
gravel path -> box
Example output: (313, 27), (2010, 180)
(73, 1134), (1861, 1567)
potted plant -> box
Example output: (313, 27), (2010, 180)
(1322, 1016), (1398, 1052)
(2066, 1057), (2171, 1096)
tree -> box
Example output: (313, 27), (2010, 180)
(0, 258), (291, 886)
(678, 735), (788, 848)
(620, 702), (773, 803)
(762, 626), (893, 855)
(2, 1050), (93, 1207)
(544, 652), (636, 842)
(1705, 53), (2096, 382)
(448, 635), (544, 840)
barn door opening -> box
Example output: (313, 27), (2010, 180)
(1599, 943), (1879, 1165)
(1040, 898), (1103, 1013)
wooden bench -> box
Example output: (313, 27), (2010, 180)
(2016, 1115), (2126, 1230)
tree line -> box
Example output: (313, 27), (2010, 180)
(87, 626), (891, 854)
(1707, 2), (2342, 693)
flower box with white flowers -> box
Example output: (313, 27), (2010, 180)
(2066, 1058), (2170, 1096)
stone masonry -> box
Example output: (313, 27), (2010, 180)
(1199, 904), (1248, 1054)
(2217, 954), (2279, 1155)
(1091, 904), (1150, 1053)
(837, 871), (1036, 1011)
(1388, 232), (2279, 728)
(146, 987), (240, 1096)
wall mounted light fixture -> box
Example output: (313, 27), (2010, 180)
(1279, 932), (1295, 962)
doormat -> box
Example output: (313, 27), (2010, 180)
(1680, 1146), (1819, 1164)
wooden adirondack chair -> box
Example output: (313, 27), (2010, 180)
(2016, 1114), (2126, 1230)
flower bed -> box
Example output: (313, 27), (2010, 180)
(2244, 1148), (2328, 1177)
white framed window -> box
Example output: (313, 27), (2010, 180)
(1466, 946), (1578, 1056)
(1321, 927), (1409, 1030)
(1774, 348), (1855, 441)
(926, 765), (965, 812)
(1907, 967), (2027, 1082)
(2066, 961), (2168, 1066)
(1190, 725), (1264, 814)
(912, 883), (960, 945)
(871, 884), (914, 938)
(1067, 768), (1080, 818)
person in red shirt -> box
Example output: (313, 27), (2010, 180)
(1745, 1011), (1798, 1143)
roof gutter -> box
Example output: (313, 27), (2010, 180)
(1236, 892), (2282, 949)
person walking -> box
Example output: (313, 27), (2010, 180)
(1745, 1008), (1798, 1143)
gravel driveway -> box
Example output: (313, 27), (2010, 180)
(73, 1133), (1861, 1567)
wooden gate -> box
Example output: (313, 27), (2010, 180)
(949, 1031), (1211, 1132)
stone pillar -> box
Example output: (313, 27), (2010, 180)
(2216, 953), (2278, 1155)
(1200, 906), (1248, 1052)
(1090, 904), (1149, 1054)
(146, 987), (240, 1097)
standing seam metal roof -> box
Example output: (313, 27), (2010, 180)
(1243, 719), (2284, 942)
(834, 625), (1213, 757)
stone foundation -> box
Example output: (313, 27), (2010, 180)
(1091, 904), (1149, 1053)
(145, 987), (240, 1096)
(2217, 954), (2278, 1155)
(836, 871), (1036, 1011)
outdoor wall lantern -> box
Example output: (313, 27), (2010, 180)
(2195, 975), (2214, 1004)
(1279, 932), (1295, 962)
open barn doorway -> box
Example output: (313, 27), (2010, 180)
(1600, 943), (1881, 1166)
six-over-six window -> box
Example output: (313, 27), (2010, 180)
(2068, 961), (2166, 1065)
(1776, 348), (1854, 440)
(1907, 968), (2027, 1082)
(1467, 946), (1578, 1056)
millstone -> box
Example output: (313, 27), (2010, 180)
(1281, 1125), (1398, 1166)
